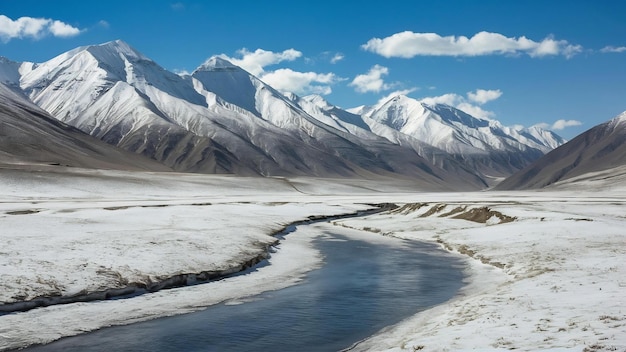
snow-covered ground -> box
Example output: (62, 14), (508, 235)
(339, 192), (626, 351)
(1, 166), (624, 351)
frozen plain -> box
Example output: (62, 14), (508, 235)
(0, 166), (624, 351)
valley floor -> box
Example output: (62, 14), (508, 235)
(0, 166), (624, 351)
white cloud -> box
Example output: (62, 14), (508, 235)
(261, 68), (339, 95)
(330, 53), (344, 64)
(362, 31), (582, 59)
(419, 93), (461, 107)
(600, 45), (626, 53)
(218, 48), (340, 96)
(49, 20), (81, 37)
(467, 89), (502, 105)
(551, 119), (582, 130)
(533, 119), (582, 131)
(97, 20), (110, 29)
(419, 88), (503, 119)
(221, 48), (302, 76)
(455, 102), (496, 119)
(0, 15), (82, 42)
(350, 65), (396, 93)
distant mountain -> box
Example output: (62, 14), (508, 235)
(190, 55), (487, 187)
(3, 40), (487, 190)
(293, 94), (495, 185)
(361, 95), (565, 179)
(298, 94), (564, 184)
(496, 112), (626, 190)
(2, 40), (572, 189)
(0, 82), (169, 171)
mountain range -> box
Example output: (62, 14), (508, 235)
(2, 40), (620, 191)
(0, 81), (169, 171)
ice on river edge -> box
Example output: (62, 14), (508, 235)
(0, 167), (624, 351)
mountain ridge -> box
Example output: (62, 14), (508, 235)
(0, 40), (574, 190)
(496, 111), (626, 190)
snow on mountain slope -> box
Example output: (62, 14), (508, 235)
(287, 94), (373, 135)
(496, 111), (626, 190)
(349, 94), (566, 179)
(366, 95), (563, 154)
(190, 55), (488, 188)
(294, 94), (498, 186)
(16, 41), (287, 175)
(10, 40), (485, 188)
(0, 82), (169, 171)
(192, 57), (349, 132)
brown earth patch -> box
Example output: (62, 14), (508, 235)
(452, 206), (516, 224)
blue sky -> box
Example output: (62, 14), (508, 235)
(1, 0), (625, 138)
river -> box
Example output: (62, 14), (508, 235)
(25, 226), (465, 351)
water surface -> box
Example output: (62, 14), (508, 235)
(27, 231), (464, 352)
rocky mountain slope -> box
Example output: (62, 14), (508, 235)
(0, 82), (169, 171)
(0, 40), (570, 189)
(297, 93), (564, 184)
(496, 111), (626, 189)
(359, 94), (564, 179)
(2, 40), (484, 189)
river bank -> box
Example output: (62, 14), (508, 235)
(337, 195), (626, 351)
(23, 225), (465, 352)
(1, 168), (624, 351)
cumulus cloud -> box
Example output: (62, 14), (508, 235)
(350, 65), (398, 93)
(455, 102), (496, 120)
(49, 20), (81, 37)
(551, 119), (582, 130)
(218, 48), (340, 95)
(261, 68), (340, 95)
(0, 15), (81, 42)
(467, 89), (503, 104)
(362, 31), (582, 59)
(419, 89), (503, 119)
(419, 93), (461, 107)
(97, 20), (110, 29)
(221, 48), (302, 76)
(534, 119), (582, 131)
(600, 46), (626, 53)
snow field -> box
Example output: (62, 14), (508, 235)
(335, 196), (626, 351)
(1, 168), (624, 351)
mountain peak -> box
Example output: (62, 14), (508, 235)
(196, 56), (239, 72)
(86, 40), (150, 62)
(302, 94), (331, 108)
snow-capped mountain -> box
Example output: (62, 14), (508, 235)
(0, 82), (169, 171)
(286, 94), (374, 136)
(351, 95), (565, 180)
(297, 93), (565, 182)
(365, 95), (564, 153)
(5, 40), (488, 189)
(190, 55), (487, 187)
(1, 39), (573, 188)
(292, 93), (497, 183)
(496, 111), (626, 190)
